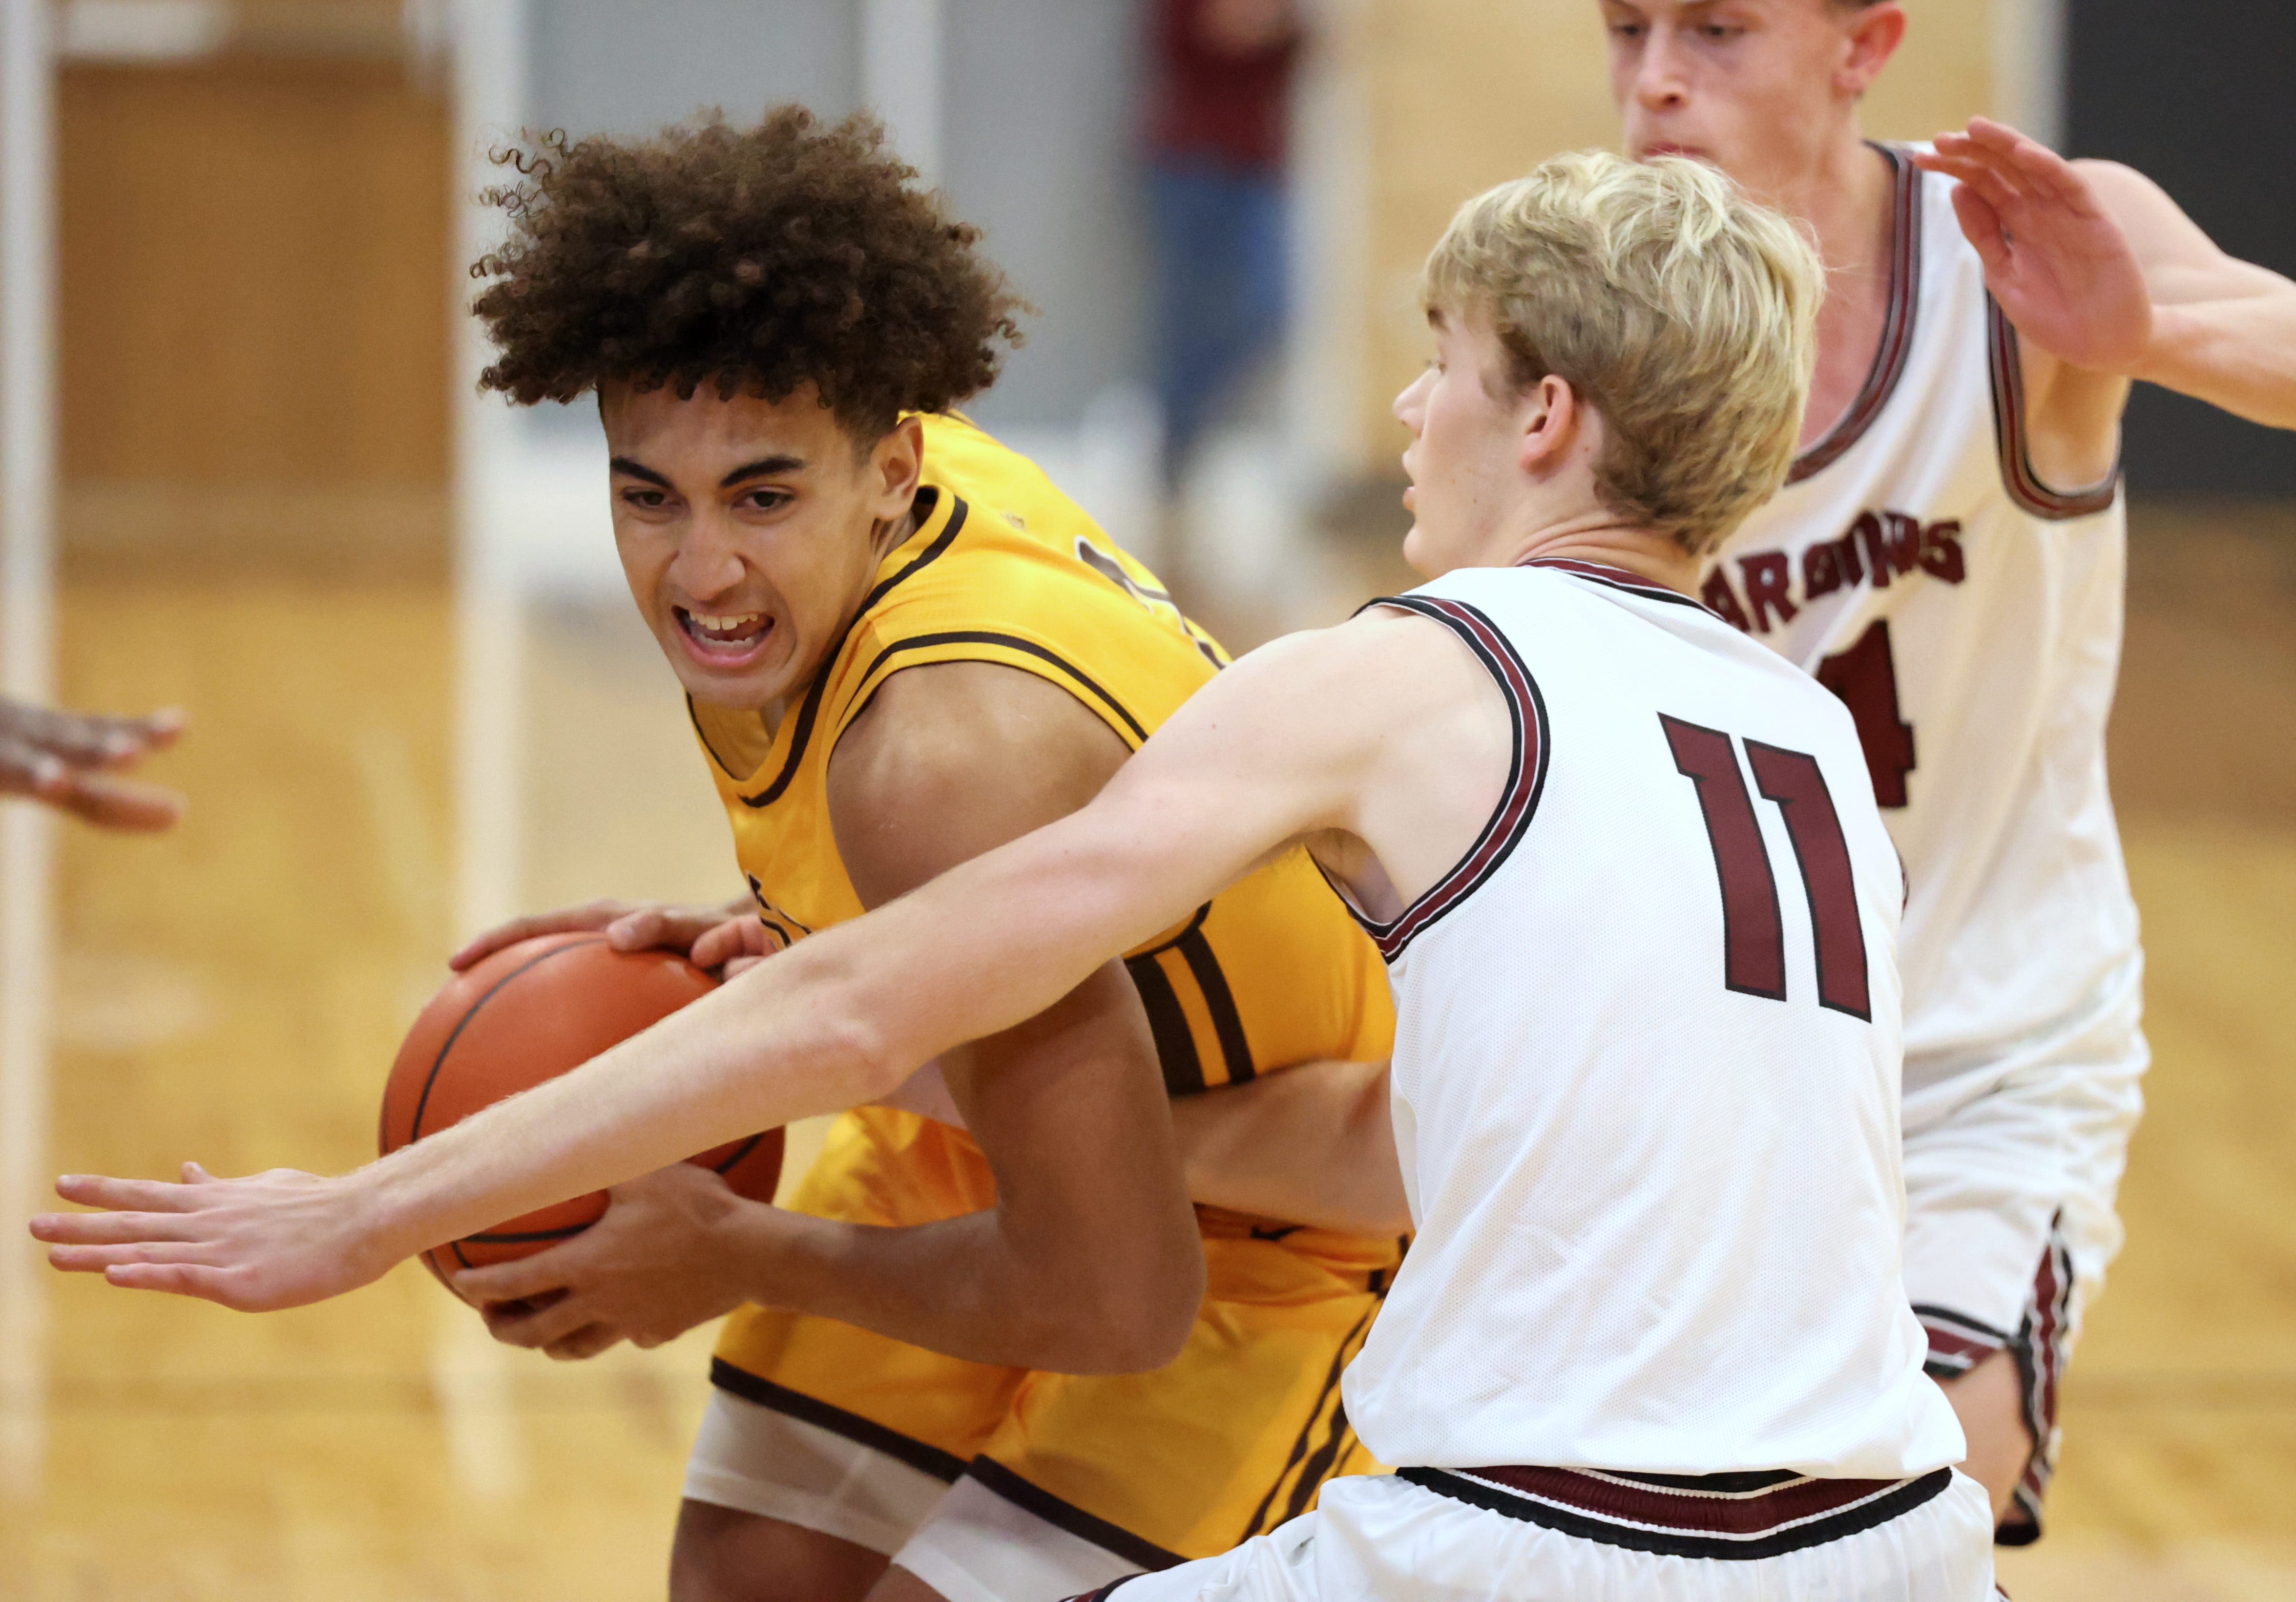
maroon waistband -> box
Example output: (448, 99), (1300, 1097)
(1398, 1463), (1954, 1561)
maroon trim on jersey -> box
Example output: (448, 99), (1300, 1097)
(1343, 596), (1550, 963)
(1913, 1215), (2076, 1548)
(1987, 300), (2121, 519)
(1788, 144), (1923, 485)
(1913, 1304), (2012, 1377)
(1519, 557), (1719, 618)
(1399, 1463), (1954, 1561)
(2004, 1220), (2076, 1544)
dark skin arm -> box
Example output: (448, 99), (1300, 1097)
(456, 660), (1205, 1373)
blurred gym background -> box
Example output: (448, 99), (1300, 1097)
(0, 2), (2288, 1597)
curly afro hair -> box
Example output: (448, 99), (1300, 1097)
(470, 107), (1026, 437)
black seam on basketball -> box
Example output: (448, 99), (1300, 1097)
(964, 1456), (1186, 1571)
(406, 934), (610, 1147)
(738, 492), (968, 808)
(1397, 1466), (1952, 1560)
(709, 1359), (967, 1481)
(709, 1132), (766, 1176)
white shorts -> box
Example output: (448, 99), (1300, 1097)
(682, 1388), (1139, 1602)
(1074, 1468), (1997, 1602)
(1899, 953), (2148, 1541)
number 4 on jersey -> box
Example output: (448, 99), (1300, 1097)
(1815, 620), (1916, 809)
(1660, 715), (1873, 1021)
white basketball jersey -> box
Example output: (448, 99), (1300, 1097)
(1707, 147), (2139, 1120)
(1338, 561), (1964, 1480)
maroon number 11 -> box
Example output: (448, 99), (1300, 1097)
(1660, 715), (1873, 1020)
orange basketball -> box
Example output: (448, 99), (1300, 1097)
(379, 931), (784, 1294)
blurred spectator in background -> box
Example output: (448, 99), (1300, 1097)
(0, 699), (183, 831)
(1148, 0), (1304, 492)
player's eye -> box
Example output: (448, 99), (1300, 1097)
(737, 489), (793, 513)
(619, 487), (670, 509)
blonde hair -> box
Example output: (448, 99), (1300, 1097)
(1420, 150), (1823, 556)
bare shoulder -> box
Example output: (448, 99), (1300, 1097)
(1222, 603), (1504, 725)
(828, 660), (1134, 905)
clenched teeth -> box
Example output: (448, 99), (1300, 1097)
(689, 611), (763, 633)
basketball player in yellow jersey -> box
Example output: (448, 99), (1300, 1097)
(431, 111), (1403, 1602)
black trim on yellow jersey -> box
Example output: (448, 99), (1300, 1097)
(847, 630), (1150, 744)
(1240, 1293), (1386, 1539)
(698, 490), (974, 800)
(1176, 926), (1255, 1084)
(965, 1455), (1186, 1571)
(1122, 903), (1256, 1093)
(1124, 952), (1206, 1095)
(710, 1357), (967, 1483)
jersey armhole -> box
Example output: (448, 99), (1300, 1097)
(1987, 299), (2122, 519)
(1335, 596), (1551, 963)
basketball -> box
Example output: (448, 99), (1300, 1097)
(379, 932), (785, 1291)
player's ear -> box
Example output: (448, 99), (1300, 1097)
(1836, 1), (1906, 99)
(868, 415), (927, 520)
(1518, 374), (1580, 472)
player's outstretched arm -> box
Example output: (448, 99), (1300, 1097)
(34, 611), (1483, 1314)
(456, 659), (1208, 1372)
(1916, 118), (2296, 459)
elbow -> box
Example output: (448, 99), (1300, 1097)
(1028, 1235), (1205, 1376)
(807, 976), (911, 1110)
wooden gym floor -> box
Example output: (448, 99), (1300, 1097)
(0, 505), (2289, 1598)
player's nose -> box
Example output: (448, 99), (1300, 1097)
(665, 512), (751, 602)
(1631, 27), (1690, 109)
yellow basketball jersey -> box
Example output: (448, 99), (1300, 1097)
(689, 413), (1393, 1092)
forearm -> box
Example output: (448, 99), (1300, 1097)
(364, 935), (904, 1262)
(2137, 290), (2296, 429)
(1172, 1059), (1411, 1238)
(742, 1203), (1197, 1372)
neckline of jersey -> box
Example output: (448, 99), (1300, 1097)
(1786, 142), (1923, 485)
(1515, 557), (1721, 620)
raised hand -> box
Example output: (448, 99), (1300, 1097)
(0, 697), (184, 831)
(448, 895), (759, 973)
(1914, 118), (2154, 376)
(31, 1162), (400, 1310)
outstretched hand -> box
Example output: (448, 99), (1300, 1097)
(0, 697), (184, 831)
(1914, 118), (2153, 376)
(31, 1163), (401, 1311)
